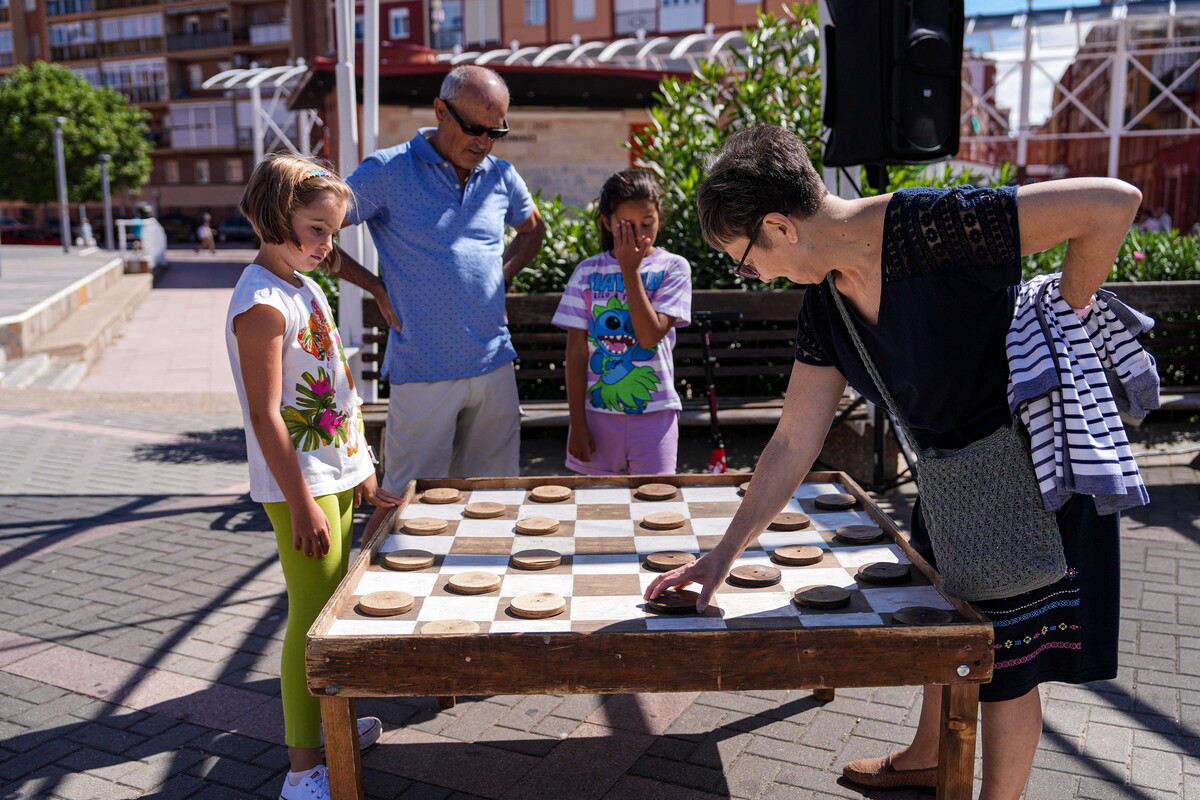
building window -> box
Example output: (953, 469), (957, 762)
(225, 158), (243, 183)
(188, 63), (203, 90)
(217, 14), (229, 32)
(354, 14), (363, 41)
(573, 0), (595, 20)
(524, 0), (545, 25)
(194, 160), (210, 184)
(164, 160), (179, 184)
(46, 0), (93, 16)
(185, 15), (200, 35)
(389, 7), (410, 39)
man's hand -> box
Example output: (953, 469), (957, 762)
(373, 286), (401, 332)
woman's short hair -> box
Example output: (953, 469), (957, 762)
(239, 154), (352, 247)
(697, 125), (827, 250)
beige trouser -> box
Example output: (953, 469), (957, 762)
(381, 362), (521, 495)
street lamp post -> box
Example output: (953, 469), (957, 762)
(99, 154), (114, 251)
(53, 116), (70, 254)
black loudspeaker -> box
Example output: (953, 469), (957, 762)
(822, 0), (964, 167)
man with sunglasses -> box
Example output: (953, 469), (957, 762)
(329, 65), (545, 538)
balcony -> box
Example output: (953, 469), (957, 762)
(248, 20), (288, 45)
(166, 30), (231, 50)
(614, 8), (657, 35)
(96, 0), (161, 9)
(100, 36), (164, 56)
(50, 42), (101, 61)
(0, 7), (9, 22)
(117, 82), (170, 103)
(0, 52), (14, 67)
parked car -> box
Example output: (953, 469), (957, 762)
(217, 215), (257, 243)
(0, 216), (28, 235)
(157, 214), (198, 243)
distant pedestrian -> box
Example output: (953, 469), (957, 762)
(224, 154), (400, 800)
(196, 213), (216, 254)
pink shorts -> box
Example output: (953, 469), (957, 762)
(566, 408), (679, 476)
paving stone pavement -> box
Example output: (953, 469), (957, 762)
(0, 394), (1196, 799)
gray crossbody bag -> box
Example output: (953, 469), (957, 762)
(826, 274), (1066, 601)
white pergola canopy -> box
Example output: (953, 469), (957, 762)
(201, 60), (323, 164)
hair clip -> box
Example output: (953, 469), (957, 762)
(304, 168), (331, 179)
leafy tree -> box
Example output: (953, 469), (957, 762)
(0, 62), (152, 204)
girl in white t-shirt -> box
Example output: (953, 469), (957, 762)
(225, 155), (399, 800)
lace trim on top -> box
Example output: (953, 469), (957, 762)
(794, 302), (832, 366)
(882, 187), (1019, 283)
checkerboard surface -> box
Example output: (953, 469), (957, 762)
(325, 481), (959, 637)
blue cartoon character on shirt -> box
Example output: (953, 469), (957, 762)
(588, 296), (661, 413)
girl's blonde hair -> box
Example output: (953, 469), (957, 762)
(238, 154), (352, 259)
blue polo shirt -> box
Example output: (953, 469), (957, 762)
(346, 129), (536, 383)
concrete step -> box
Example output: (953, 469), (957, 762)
(25, 273), (153, 366)
(0, 353), (52, 389)
(38, 359), (89, 391)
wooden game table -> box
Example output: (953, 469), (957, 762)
(307, 473), (993, 800)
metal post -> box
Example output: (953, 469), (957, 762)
(1016, 5), (1033, 168)
(1107, 17), (1128, 178)
(99, 154), (114, 250)
(335, 0), (367, 395)
(53, 117), (70, 253)
(251, 83), (265, 165)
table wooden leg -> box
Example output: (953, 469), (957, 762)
(321, 696), (364, 800)
(436, 695), (457, 709)
(812, 688), (836, 703)
(936, 683), (979, 800)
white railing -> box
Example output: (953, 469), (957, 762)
(116, 217), (167, 268)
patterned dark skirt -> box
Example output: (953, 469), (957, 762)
(912, 494), (1121, 703)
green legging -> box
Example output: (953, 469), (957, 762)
(263, 489), (354, 749)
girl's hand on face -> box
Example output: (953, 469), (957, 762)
(292, 499), (332, 560)
(613, 219), (652, 273)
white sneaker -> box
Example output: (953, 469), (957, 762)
(279, 764), (329, 800)
(320, 716), (382, 753)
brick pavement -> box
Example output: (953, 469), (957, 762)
(0, 403), (1196, 797)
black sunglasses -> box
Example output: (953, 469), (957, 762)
(440, 98), (510, 140)
(733, 217), (765, 281)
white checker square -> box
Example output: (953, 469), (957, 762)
(634, 535), (699, 555)
(680, 486), (742, 503)
(716, 593), (800, 619)
(417, 596), (501, 621)
(646, 616), (727, 631)
(440, 555), (510, 574)
(455, 518), (520, 537)
(465, 489), (526, 505)
(809, 511), (875, 530)
(861, 586), (956, 613)
(779, 567), (858, 592)
(799, 612), (885, 627)
(780, 497), (808, 514)
(499, 573), (575, 597)
(732, 551), (775, 569)
(400, 504), (465, 520)
(518, 504), (577, 520)
(569, 595), (645, 621)
(831, 544), (909, 570)
(490, 620), (573, 634)
(513, 536), (575, 555)
(383, 534), (454, 555)
(629, 502), (689, 522)
(573, 554), (641, 574)
(354, 571), (439, 597)
(573, 519), (635, 538)
(688, 517), (734, 536)
(757, 530), (828, 550)
(328, 619), (417, 636)
(793, 482), (846, 499)
(574, 487), (632, 505)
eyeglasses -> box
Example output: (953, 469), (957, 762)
(733, 217), (765, 281)
(440, 98), (510, 140)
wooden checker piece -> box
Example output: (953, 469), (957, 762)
(509, 592), (567, 619)
(635, 482), (679, 501)
(644, 551), (696, 572)
(814, 492), (858, 510)
(640, 511), (687, 531)
(834, 525), (885, 545)
(793, 585), (852, 610)
(737, 482), (751, 495)
(382, 549), (436, 571)
(463, 502), (506, 519)
(771, 545), (825, 566)
(857, 562), (911, 586)
(420, 619), (479, 634)
(728, 564), (782, 588)
(892, 606), (954, 626)
(446, 571), (502, 595)
(514, 517), (560, 536)
(511, 549), (562, 570)
(529, 484), (572, 503)
(402, 517), (449, 535)
(357, 591), (414, 616)
(420, 487), (462, 504)
(768, 512), (810, 531)
(646, 588), (701, 615)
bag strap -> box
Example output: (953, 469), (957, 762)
(824, 273), (923, 468)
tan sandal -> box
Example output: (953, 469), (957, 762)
(842, 753), (938, 792)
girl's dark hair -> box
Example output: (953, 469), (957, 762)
(597, 169), (662, 251)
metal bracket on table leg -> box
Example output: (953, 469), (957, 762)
(436, 695), (457, 709)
